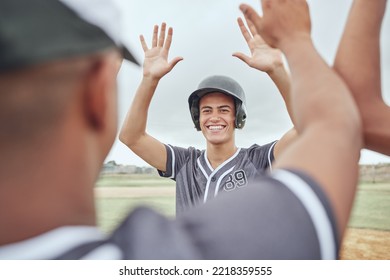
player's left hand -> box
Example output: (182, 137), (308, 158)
(233, 17), (283, 74)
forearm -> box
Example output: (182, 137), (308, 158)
(267, 63), (294, 124)
(119, 76), (160, 147)
(333, 0), (388, 152)
(277, 38), (362, 235)
(281, 37), (360, 133)
(359, 101), (390, 156)
(334, 0), (385, 102)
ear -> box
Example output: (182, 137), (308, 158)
(83, 57), (118, 132)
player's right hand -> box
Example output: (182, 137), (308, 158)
(140, 23), (183, 79)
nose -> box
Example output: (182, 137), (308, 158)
(210, 116), (221, 122)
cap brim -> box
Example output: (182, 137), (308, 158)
(123, 47), (140, 65)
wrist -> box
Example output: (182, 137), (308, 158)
(267, 62), (286, 79)
(277, 33), (313, 56)
(141, 75), (160, 88)
(142, 73), (161, 83)
(265, 54), (284, 76)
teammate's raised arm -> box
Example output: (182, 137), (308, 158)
(240, 0), (362, 237)
(333, 0), (390, 156)
(119, 23), (183, 171)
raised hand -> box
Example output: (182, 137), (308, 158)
(234, 15), (294, 128)
(239, 0), (311, 50)
(140, 22), (183, 79)
(233, 17), (283, 74)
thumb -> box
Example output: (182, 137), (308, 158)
(232, 52), (251, 65)
(169, 56), (184, 70)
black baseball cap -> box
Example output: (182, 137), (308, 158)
(0, 0), (139, 73)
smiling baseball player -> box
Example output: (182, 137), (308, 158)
(120, 19), (296, 213)
(159, 75), (280, 211)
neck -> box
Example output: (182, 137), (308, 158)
(0, 130), (99, 246)
(206, 142), (238, 169)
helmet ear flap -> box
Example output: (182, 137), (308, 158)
(190, 98), (201, 131)
(235, 101), (247, 129)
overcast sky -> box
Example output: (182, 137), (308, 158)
(105, 0), (390, 166)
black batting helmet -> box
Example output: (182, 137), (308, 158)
(188, 75), (247, 131)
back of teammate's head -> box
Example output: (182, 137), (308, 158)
(188, 75), (247, 131)
(0, 0), (138, 149)
(0, 0), (138, 73)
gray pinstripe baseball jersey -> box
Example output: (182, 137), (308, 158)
(158, 141), (277, 213)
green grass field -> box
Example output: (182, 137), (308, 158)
(96, 197), (175, 233)
(96, 174), (175, 188)
(348, 182), (390, 230)
(95, 174), (390, 233)
(96, 174), (175, 232)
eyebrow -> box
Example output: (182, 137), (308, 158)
(200, 105), (233, 110)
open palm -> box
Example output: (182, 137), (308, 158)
(233, 17), (283, 73)
(140, 23), (183, 79)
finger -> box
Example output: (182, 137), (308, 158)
(239, 4), (263, 31)
(169, 56), (184, 70)
(165, 27), (174, 51)
(139, 34), (149, 52)
(246, 18), (266, 44)
(232, 52), (251, 65)
(152, 25), (158, 48)
(237, 17), (252, 43)
(246, 18), (258, 36)
(158, 22), (167, 47)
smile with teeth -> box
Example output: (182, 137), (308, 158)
(207, 125), (226, 131)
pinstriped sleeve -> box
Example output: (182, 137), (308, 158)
(247, 141), (277, 171)
(157, 144), (190, 180)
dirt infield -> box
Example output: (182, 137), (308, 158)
(340, 228), (390, 260)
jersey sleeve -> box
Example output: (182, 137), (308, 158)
(157, 144), (190, 180)
(247, 141), (277, 171)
